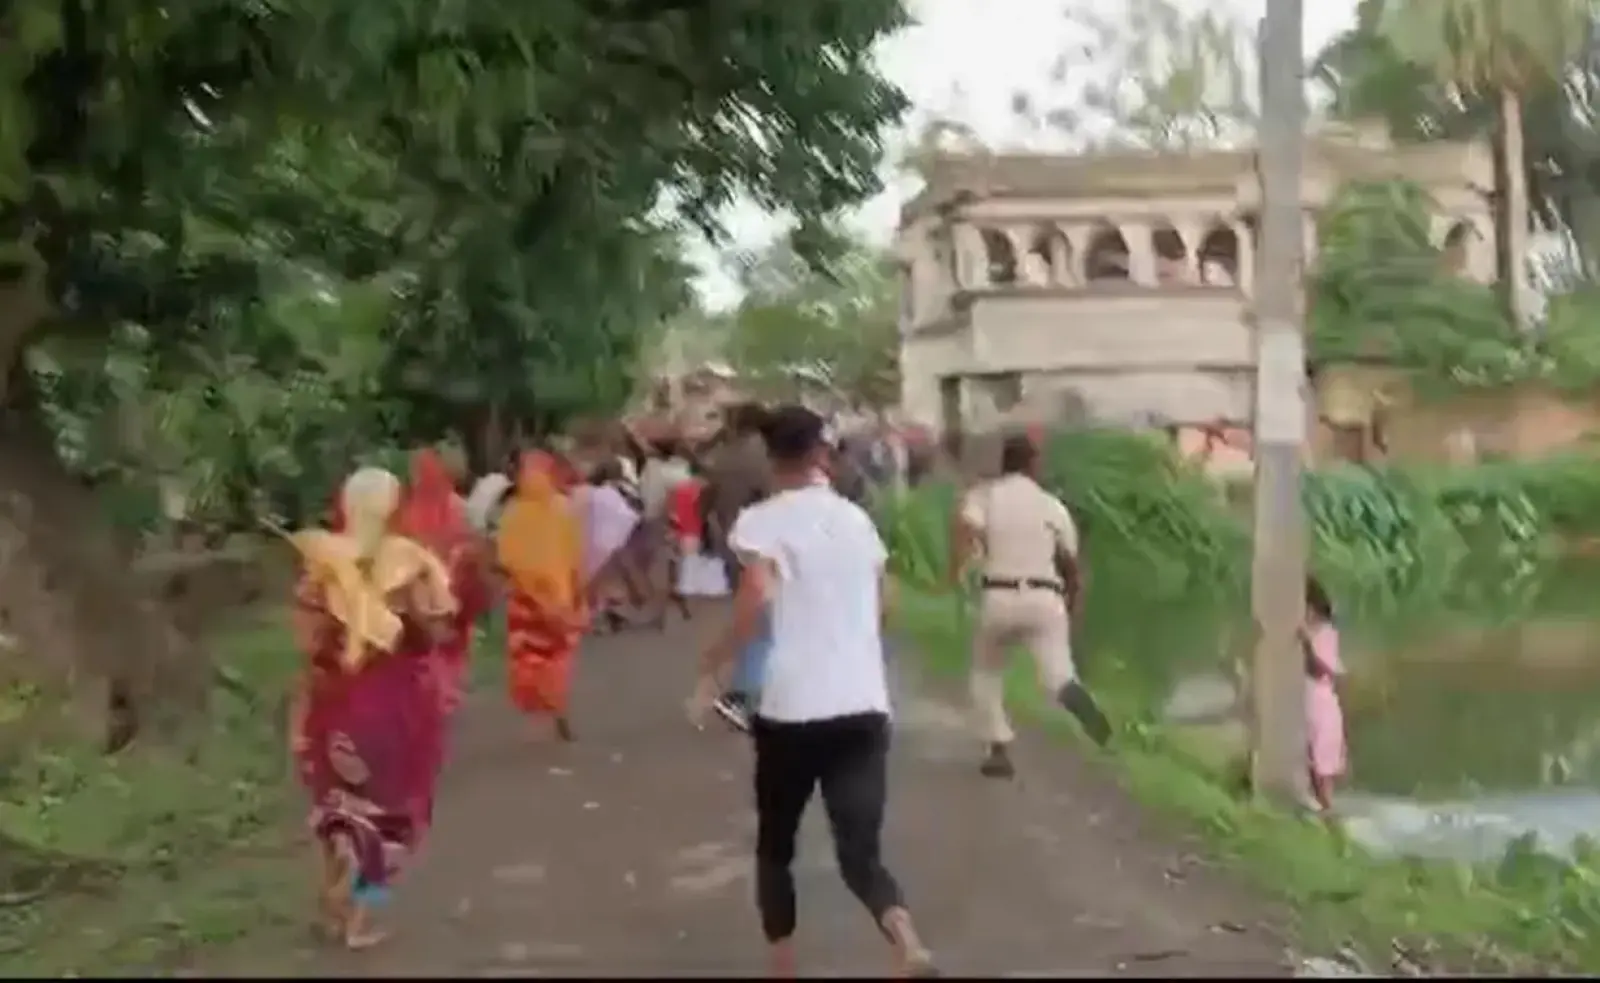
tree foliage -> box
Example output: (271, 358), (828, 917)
(1312, 179), (1600, 393)
(1311, 181), (1514, 375)
(1012, 0), (1257, 151)
(0, 0), (916, 741)
(0, 0), (914, 527)
(724, 235), (901, 406)
(1314, 0), (1600, 273)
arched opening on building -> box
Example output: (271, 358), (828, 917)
(1026, 224), (1070, 285)
(1151, 223), (1188, 285)
(1084, 223), (1131, 282)
(980, 228), (1017, 285)
(1198, 223), (1240, 286)
(1441, 219), (1473, 276)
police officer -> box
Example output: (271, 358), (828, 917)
(950, 430), (1112, 778)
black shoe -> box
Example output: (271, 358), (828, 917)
(1057, 680), (1113, 747)
(712, 693), (751, 733)
(979, 742), (1015, 778)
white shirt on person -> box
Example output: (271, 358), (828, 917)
(640, 456), (691, 519)
(465, 473), (513, 533)
(729, 483), (891, 723)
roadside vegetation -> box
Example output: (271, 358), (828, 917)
(879, 430), (1600, 974)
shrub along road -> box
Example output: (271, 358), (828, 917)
(214, 609), (1293, 977)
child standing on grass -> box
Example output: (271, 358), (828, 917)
(1302, 577), (1346, 814)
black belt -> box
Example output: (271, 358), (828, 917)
(981, 577), (1064, 594)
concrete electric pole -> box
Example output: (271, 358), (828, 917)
(1248, 0), (1309, 804)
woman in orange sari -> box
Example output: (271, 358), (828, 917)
(287, 467), (457, 950)
(396, 447), (488, 718)
(496, 450), (589, 741)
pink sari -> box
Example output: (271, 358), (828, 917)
(292, 577), (445, 890)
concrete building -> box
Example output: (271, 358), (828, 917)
(892, 123), (1497, 440)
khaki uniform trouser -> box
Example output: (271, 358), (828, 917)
(971, 588), (1074, 745)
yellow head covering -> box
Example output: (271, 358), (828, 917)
(496, 451), (582, 612)
(288, 467), (456, 670)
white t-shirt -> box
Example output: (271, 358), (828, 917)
(729, 484), (891, 723)
(639, 456), (691, 519)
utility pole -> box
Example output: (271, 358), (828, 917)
(1249, 0), (1308, 804)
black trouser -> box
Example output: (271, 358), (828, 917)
(752, 711), (902, 942)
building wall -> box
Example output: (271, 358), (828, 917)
(899, 322), (973, 430)
(1312, 365), (1600, 464)
(1021, 367), (1253, 428)
(967, 291), (1251, 373)
(893, 138), (1498, 437)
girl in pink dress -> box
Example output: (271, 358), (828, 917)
(1302, 577), (1346, 813)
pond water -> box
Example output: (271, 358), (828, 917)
(1122, 558), (1600, 864)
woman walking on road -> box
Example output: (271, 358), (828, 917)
(396, 447), (490, 720)
(637, 437), (695, 625)
(286, 467), (458, 950)
(573, 458), (646, 632)
(496, 450), (589, 742)
(690, 405), (937, 978)
(669, 460), (729, 602)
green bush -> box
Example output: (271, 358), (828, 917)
(879, 428), (1600, 712)
(880, 432), (1600, 972)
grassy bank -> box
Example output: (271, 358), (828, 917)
(880, 433), (1600, 973)
(0, 608), (306, 976)
(891, 587), (1600, 973)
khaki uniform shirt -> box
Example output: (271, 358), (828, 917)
(959, 473), (1078, 581)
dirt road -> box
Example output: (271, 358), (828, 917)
(241, 612), (1293, 977)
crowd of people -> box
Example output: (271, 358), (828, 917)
(283, 402), (935, 972)
(282, 400), (1345, 974)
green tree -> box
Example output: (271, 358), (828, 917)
(1317, 0), (1591, 322)
(723, 236), (901, 406)
(1310, 180), (1515, 383)
(1013, 0), (1257, 150)
(0, 0), (915, 743)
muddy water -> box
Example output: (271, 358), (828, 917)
(1150, 559), (1600, 863)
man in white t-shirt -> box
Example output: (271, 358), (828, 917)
(690, 404), (935, 979)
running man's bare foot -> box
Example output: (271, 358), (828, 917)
(881, 907), (937, 977)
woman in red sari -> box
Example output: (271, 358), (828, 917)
(287, 466), (457, 950)
(396, 447), (488, 718)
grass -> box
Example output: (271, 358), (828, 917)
(0, 601), (521, 977)
(0, 606), (307, 976)
(891, 585), (1600, 975)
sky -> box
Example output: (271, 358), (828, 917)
(690, 0), (1360, 309)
